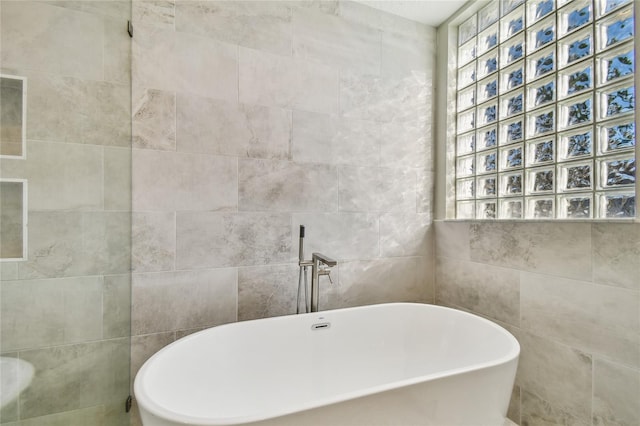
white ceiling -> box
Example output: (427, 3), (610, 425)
(354, 0), (467, 27)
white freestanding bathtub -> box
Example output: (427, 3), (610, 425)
(135, 303), (519, 426)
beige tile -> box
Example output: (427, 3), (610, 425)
(0, 403), (124, 426)
(1, 1), (103, 80)
(593, 359), (640, 426)
(176, 94), (291, 159)
(291, 110), (381, 166)
(18, 338), (129, 419)
(380, 120), (432, 169)
(103, 274), (131, 339)
(592, 223), (640, 290)
(291, 212), (379, 261)
(131, 269), (237, 335)
(175, 327), (208, 340)
(469, 222), (592, 281)
(132, 89), (176, 151)
(0, 181), (24, 259)
(104, 15), (132, 84)
(80, 212), (132, 276)
(518, 331), (592, 423)
(130, 331), (175, 381)
(104, 147), (132, 211)
(239, 159), (337, 212)
(42, 1), (130, 19)
(176, 212), (291, 269)
(416, 169), (434, 215)
(380, 29), (436, 78)
(84, 81), (131, 147)
(132, 212), (175, 273)
(239, 46), (338, 114)
(379, 212), (432, 257)
(507, 385), (520, 426)
(521, 272), (639, 367)
(434, 220), (471, 261)
(132, 0), (175, 29)
(132, 149), (237, 212)
(238, 263), (299, 321)
(175, 1), (292, 56)
(336, 1), (431, 40)
(435, 257), (520, 326)
(292, 7), (380, 73)
(338, 166), (416, 212)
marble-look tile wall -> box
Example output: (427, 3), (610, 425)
(0, 1), (131, 425)
(130, 2), (436, 420)
(435, 221), (640, 426)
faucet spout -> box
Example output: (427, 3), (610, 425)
(310, 252), (337, 312)
(312, 252), (337, 267)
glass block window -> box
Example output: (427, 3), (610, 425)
(454, 0), (635, 219)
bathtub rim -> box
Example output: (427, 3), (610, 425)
(134, 302), (520, 426)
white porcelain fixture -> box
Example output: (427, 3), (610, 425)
(1, 356), (35, 408)
(135, 303), (519, 426)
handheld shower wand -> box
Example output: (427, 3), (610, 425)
(297, 226), (310, 314)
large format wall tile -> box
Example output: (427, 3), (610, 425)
(593, 359), (640, 426)
(132, 0), (175, 29)
(176, 212), (292, 269)
(380, 30), (435, 78)
(469, 222), (592, 281)
(132, 149), (237, 212)
(177, 94), (291, 159)
(521, 272), (640, 368)
(338, 166), (416, 212)
(102, 274), (131, 339)
(130, 331), (175, 380)
(436, 257), (520, 326)
(290, 212), (379, 260)
(239, 46), (339, 114)
(592, 223), (640, 290)
(239, 159), (337, 212)
(434, 221), (471, 260)
(520, 389), (589, 426)
(132, 269), (237, 335)
(175, 1), (292, 56)
(133, 89), (176, 151)
(104, 15), (132, 84)
(292, 8), (380, 73)
(0, 2), (103, 80)
(379, 212), (432, 257)
(103, 147), (131, 211)
(291, 110), (381, 166)
(132, 212), (176, 272)
(379, 120), (431, 169)
(238, 263), (299, 321)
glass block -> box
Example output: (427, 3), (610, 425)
(597, 154), (636, 188)
(499, 198), (524, 218)
(558, 160), (593, 191)
(528, 0), (555, 24)
(526, 196), (555, 218)
(457, 200), (476, 219)
(476, 199), (498, 219)
(501, 115), (525, 144)
(477, 126), (498, 151)
(596, 190), (635, 218)
(457, 154), (475, 177)
(558, 193), (593, 218)
(527, 107), (555, 137)
(500, 90), (524, 118)
(459, 38), (477, 66)
(458, 85), (476, 111)
(500, 61), (525, 92)
(478, 102), (498, 126)
(477, 51), (499, 80)
(526, 137), (555, 166)
(478, 23), (499, 56)
(527, 45), (556, 80)
(501, 6), (525, 42)
(558, 60), (593, 99)
(457, 177), (476, 199)
(458, 61), (477, 89)
(527, 75), (556, 110)
(477, 174), (498, 197)
(596, 0), (633, 17)
(459, 15), (477, 46)
(558, 0), (592, 37)
(597, 80), (635, 119)
(558, 94), (593, 129)
(500, 144), (524, 170)
(526, 167), (555, 193)
(527, 17), (556, 54)
(457, 109), (476, 134)
(477, 150), (498, 174)
(477, 76), (499, 103)
(501, 0), (525, 16)
(596, 117), (635, 154)
(558, 127), (593, 161)
(479, 1), (500, 31)
(597, 43), (634, 86)
(501, 35), (525, 68)
(500, 171), (523, 196)
(457, 132), (476, 155)
(597, 5), (634, 51)
(558, 29), (593, 68)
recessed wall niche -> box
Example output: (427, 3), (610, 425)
(0, 74), (27, 158)
(0, 179), (27, 260)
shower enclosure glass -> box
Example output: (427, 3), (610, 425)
(0, 1), (132, 424)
